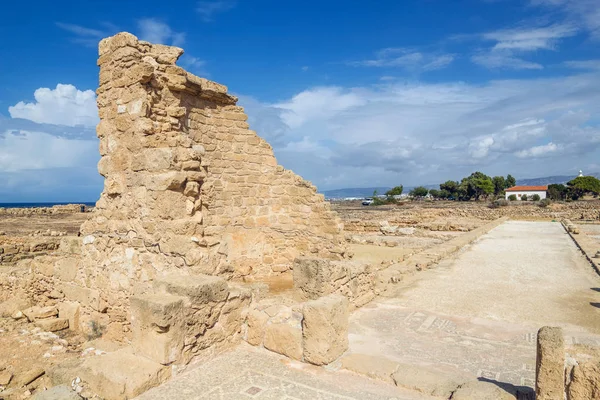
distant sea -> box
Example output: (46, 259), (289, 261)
(0, 202), (96, 209)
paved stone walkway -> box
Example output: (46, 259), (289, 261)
(136, 345), (435, 400)
(349, 221), (600, 389)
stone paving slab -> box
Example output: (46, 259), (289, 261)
(348, 221), (600, 391)
(135, 345), (436, 400)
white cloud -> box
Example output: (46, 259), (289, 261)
(564, 60), (600, 70)
(240, 71), (600, 189)
(0, 130), (97, 172)
(8, 84), (98, 127)
(471, 53), (543, 70)
(531, 0), (600, 40)
(350, 48), (455, 71)
(196, 1), (236, 22)
(137, 19), (185, 47)
(483, 24), (577, 52)
(273, 87), (366, 129)
(515, 142), (559, 158)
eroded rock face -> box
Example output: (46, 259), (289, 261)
(302, 294), (348, 365)
(536, 326), (565, 400)
(69, 31), (346, 331)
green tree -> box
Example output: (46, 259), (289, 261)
(438, 189), (451, 199)
(508, 194), (517, 201)
(567, 176), (600, 198)
(440, 180), (459, 197)
(548, 184), (567, 201)
(505, 174), (516, 189)
(410, 186), (429, 198)
(531, 194), (541, 201)
(429, 189), (441, 198)
(492, 176), (506, 195)
(459, 172), (494, 200)
(385, 186), (403, 197)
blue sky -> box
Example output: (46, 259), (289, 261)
(1, 0), (600, 201)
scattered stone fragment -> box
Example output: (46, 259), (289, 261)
(35, 318), (69, 332)
(22, 306), (58, 322)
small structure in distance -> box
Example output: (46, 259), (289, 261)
(505, 185), (548, 200)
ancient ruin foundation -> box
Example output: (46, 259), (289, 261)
(57, 32), (348, 333)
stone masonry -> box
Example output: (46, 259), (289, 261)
(66, 32), (347, 333)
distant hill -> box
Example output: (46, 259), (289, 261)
(517, 173), (600, 186)
(321, 187), (390, 199)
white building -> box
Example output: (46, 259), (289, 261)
(505, 185), (548, 200)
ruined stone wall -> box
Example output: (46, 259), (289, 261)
(73, 32), (346, 331)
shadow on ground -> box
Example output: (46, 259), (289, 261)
(478, 377), (535, 400)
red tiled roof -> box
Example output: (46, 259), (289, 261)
(505, 185), (548, 192)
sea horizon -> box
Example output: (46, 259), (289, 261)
(0, 202), (96, 209)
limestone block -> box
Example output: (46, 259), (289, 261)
(246, 309), (269, 346)
(80, 348), (171, 400)
(154, 274), (229, 303)
(54, 258), (79, 281)
(264, 321), (303, 361)
(293, 257), (336, 299)
(61, 283), (101, 311)
(35, 317), (69, 332)
(23, 306), (58, 322)
(58, 301), (81, 332)
(391, 364), (467, 398)
(567, 362), (600, 400)
(302, 294), (348, 365)
(130, 294), (185, 365)
(536, 326), (565, 400)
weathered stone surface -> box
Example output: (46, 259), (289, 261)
(0, 369), (13, 386)
(246, 309), (269, 346)
(22, 305), (58, 322)
(80, 348), (171, 400)
(341, 353), (399, 384)
(0, 297), (30, 317)
(14, 367), (45, 387)
(536, 326), (565, 400)
(130, 294), (185, 365)
(451, 380), (517, 400)
(32, 385), (82, 400)
(391, 364), (466, 398)
(302, 294), (348, 365)
(54, 258), (79, 281)
(263, 321), (303, 361)
(154, 274), (229, 303)
(58, 301), (81, 332)
(60, 284), (100, 311)
(567, 361), (600, 400)
(35, 317), (69, 332)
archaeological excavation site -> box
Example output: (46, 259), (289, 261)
(1, 32), (600, 400)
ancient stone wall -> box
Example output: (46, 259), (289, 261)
(71, 32), (345, 332)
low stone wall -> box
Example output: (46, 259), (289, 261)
(243, 294), (349, 366)
(0, 237), (61, 265)
(377, 217), (509, 292)
(0, 204), (88, 215)
(293, 258), (376, 309)
(561, 220), (600, 276)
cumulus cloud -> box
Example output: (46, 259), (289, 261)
(239, 71), (600, 189)
(137, 19), (185, 47)
(8, 84), (98, 127)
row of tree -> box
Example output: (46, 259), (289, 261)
(547, 176), (600, 200)
(374, 173), (600, 204)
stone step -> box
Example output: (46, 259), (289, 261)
(79, 348), (171, 400)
